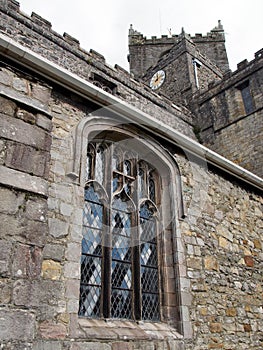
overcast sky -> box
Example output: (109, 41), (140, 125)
(18, 0), (262, 72)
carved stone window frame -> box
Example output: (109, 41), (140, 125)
(65, 115), (192, 339)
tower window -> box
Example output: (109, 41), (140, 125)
(238, 81), (254, 114)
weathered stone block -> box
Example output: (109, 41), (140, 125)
(209, 322), (223, 333)
(0, 240), (12, 276)
(71, 343), (111, 350)
(0, 113), (51, 151)
(25, 197), (47, 222)
(0, 139), (6, 164)
(36, 113), (53, 131)
(13, 76), (29, 93)
(65, 242), (81, 262)
(0, 165), (48, 197)
(204, 256), (219, 271)
(0, 68), (13, 86)
(41, 259), (62, 280)
(43, 244), (65, 261)
(186, 257), (202, 269)
(0, 213), (21, 239)
(0, 96), (16, 116)
(0, 187), (24, 214)
(112, 342), (133, 350)
(39, 320), (67, 339)
(49, 218), (69, 238)
(0, 308), (35, 340)
(65, 279), (80, 299)
(16, 108), (36, 124)
(5, 141), (50, 179)
(20, 219), (48, 246)
(31, 83), (52, 104)
(0, 279), (11, 304)
(243, 323), (252, 332)
(13, 279), (64, 308)
(12, 243), (42, 278)
(226, 307), (237, 317)
(244, 255), (254, 267)
(64, 262), (80, 279)
(33, 341), (62, 350)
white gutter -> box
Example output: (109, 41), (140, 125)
(0, 33), (262, 191)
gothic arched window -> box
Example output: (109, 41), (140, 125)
(78, 139), (167, 321)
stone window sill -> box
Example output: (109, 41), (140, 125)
(77, 318), (183, 341)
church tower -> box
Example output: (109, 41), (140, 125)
(128, 21), (229, 105)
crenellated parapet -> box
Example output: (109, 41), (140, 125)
(0, 0), (196, 134)
(129, 20), (229, 79)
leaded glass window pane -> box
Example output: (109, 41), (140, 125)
(140, 202), (160, 321)
(95, 146), (105, 185)
(241, 85), (254, 114)
(124, 160), (132, 176)
(149, 176), (156, 203)
(79, 185), (103, 318)
(80, 141), (162, 322)
(111, 197), (133, 319)
(138, 168), (144, 199)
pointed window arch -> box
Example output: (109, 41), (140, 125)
(77, 128), (186, 329)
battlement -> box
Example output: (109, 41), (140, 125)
(235, 48), (263, 71)
(0, 0), (195, 131)
(129, 21), (225, 46)
(195, 47), (263, 102)
(0, 0), (111, 66)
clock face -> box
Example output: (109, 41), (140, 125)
(150, 70), (165, 90)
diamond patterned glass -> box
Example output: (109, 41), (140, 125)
(141, 266), (159, 293)
(86, 153), (92, 181)
(141, 241), (158, 267)
(95, 146), (105, 185)
(80, 255), (102, 285)
(112, 196), (130, 212)
(111, 289), (132, 319)
(112, 173), (119, 192)
(149, 177), (156, 203)
(81, 142), (163, 322)
(140, 217), (156, 242)
(83, 201), (103, 229)
(84, 185), (101, 203)
(138, 168), (144, 199)
(112, 261), (132, 289)
(79, 185), (103, 318)
(111, 193), (133, 319)
(112, 210), (131, 237)
(112, 235), (131, 261)
(79, 285), (101, 318)
(124, 160), (131, 176)
(140, 202), (160, 321)
(82, 228), (102, 256)
(142, 293), (160, 321)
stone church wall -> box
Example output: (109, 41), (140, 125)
(0, 1), (262, 349)
(0, 56), (262, 350)
(196, 51), (263, 177)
